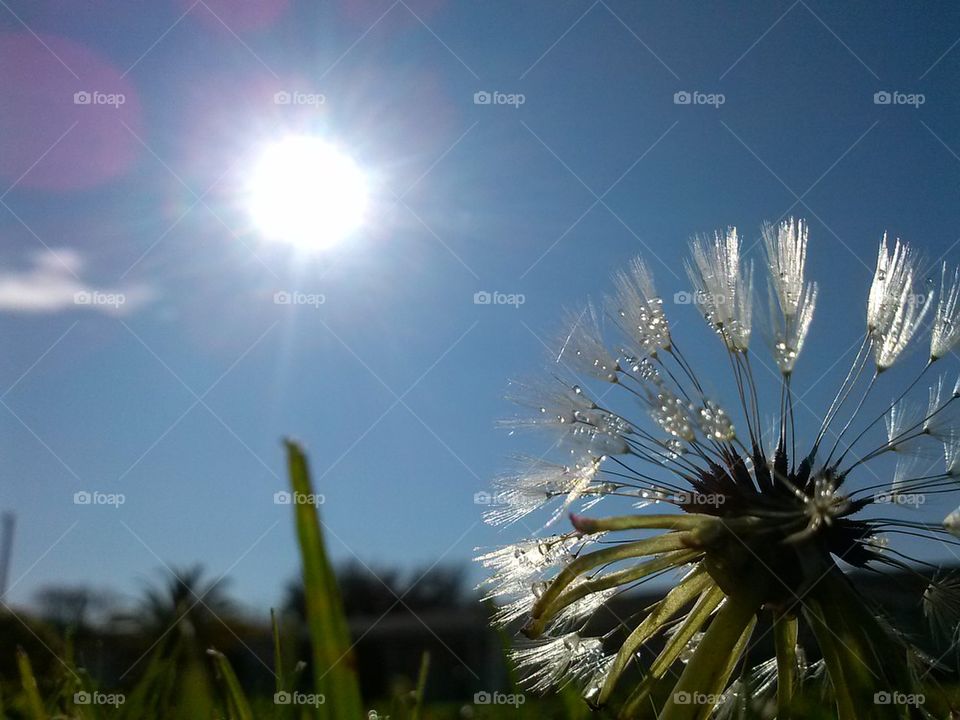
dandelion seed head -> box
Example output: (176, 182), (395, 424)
(481, 218), (954, 717)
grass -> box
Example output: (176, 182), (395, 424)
(0, 441), (591, 719)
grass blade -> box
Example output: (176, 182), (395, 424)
(271, 608), (285, 695)
(285, 439), (363, 720)
(410, 651), (430, 720)
(16, 647), (47, 720)
(207, 649), (253, 720)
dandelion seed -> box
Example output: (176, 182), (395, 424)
(648, 388), (695, 442)
(611, 257), (671, 356)
(945, 436), (960, 477)
(890, 455), (921, 497)
(558, 302), (619, 383)
(484, 456), (602, 526)
(692, 398), (736, 442)
(686, 228), (753, 352)
(763, 218), (818, 374)
(510, 633), (607, 693)
(501, 381), (631, 456)
(924, 375), (960, 440)
(944, 507), (960, 537)
(931, 263), (960, 360)
(922, 572), (960, 641)
(475, 535), (580, 599)
(868, 234), (932, 370)
(884, 399), (924, 454)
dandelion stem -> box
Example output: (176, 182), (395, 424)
(773, 612), (799, 720)
(657, 585), (762, 720)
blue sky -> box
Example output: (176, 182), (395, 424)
(2, 1), (960, 616)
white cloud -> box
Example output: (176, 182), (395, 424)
(0, 249), (152, 315)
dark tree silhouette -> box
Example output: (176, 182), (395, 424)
(282, 562), (468, 620)
(119, 565), (236, 652)
(33, 585), (112, 630)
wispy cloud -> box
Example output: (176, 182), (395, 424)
(0, 249), (152, 315)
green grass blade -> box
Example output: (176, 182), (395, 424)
(410, 651), (430, 720)
(207, 649), (254, 720)
(271, 608), (285, 695)
(16, 647), (47, 720)
(285, 440), (363, 720)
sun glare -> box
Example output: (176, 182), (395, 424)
(247, 135), (369, 251)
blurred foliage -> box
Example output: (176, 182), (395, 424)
(0, 442), (592, 719)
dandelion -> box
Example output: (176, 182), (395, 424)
(479, 219), (960, 720)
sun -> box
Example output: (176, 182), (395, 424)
(247, 135), (369, 251)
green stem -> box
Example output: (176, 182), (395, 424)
(572, 513), (716, 533)
(803, 567), (915, 720)
(616, 582), (727, 717)
(658, 585), (763, 720)
(597, 568), (712, 707)
(522, 549), (700, 638)
(773, 613), (799, 720)
(805, 600), (858, 720)
(525, 532), (693, 635)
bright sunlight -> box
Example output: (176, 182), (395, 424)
(247, 135), (369, 251)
